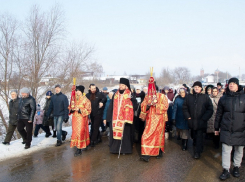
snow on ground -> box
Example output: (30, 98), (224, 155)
(0, 126), (72, 162)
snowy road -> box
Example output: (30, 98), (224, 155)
(0, 135), (244, 182)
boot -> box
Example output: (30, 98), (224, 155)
(140, 155), (150, 162)
(2, 142), (10, 145)
(55, 140), (62, 147)
(45, 132), (52, 138)
(90, 141), (95, 147)
(156, 149), (163, 159)
(24, 144), (31, 149)
(62, 131), (67, 141)
(74, 149), (82, 157)
(97, 135), (102, 143)
(194, 152), (200, 159)
(52, 131), (57, 138)
(219, 169), (230, 180)
(182, 139), (188, 151)
(232, 166), (240, 178)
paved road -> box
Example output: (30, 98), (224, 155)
(0, 136), (244, 182)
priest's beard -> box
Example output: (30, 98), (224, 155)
(90, 93), (96, 100)
(119, 89), (125, 94)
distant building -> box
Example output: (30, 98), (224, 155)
(40, 75), (57, 85)
(204, 74), (215, 83)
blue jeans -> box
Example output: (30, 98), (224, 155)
(54, 116), (65, 141)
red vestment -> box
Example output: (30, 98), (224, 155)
(140, 93), (169, 156)
(112, 89), (134, 140)
(70, 95), (91, 149)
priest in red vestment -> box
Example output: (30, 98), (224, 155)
(140, 72), (169, 162)
(70, 85), (91, 157)
(107, 78), (137, 154)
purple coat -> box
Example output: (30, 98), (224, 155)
(33, 110), (44, 125)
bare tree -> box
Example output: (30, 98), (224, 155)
(0, 13), (18, 131)
(57, 41), (95, 93)
(173, 67), (191, 84)
(23, 4), (65, 101)
(157, 67), (175, 86)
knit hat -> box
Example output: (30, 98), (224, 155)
(46, 91), (53, 96)
(10, 89), (18, 94)
(192, 81), (202, 88)
(55, 84), (61, 88)
(76, 85), (85, 93)
(20, 87), (30, 94)
(228, 78), (239, 86)
(163, 86), (169, 91)
(103, 87), (108, 91)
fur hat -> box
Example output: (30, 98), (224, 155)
(76, 85), (85, 93)
(192, 81), (202, 88)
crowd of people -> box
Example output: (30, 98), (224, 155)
(1, 76), (245, 180)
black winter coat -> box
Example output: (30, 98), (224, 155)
(43, 98), (53, 126)
(182, 91), (213, 130)
(86, 88), (107, 117)
(47, 92), (69, 119)
(18, 95), (36, 122)
(215, 86), (245, 146)
(9, 97), (20, 125)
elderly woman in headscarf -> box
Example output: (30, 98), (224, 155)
(70, 85), (91, 157)
(172, 87), (189, 151)
(205, 85), (214, 96)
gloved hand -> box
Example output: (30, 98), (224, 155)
(172, 119), (176, 125)
(63, 118), (69, 123)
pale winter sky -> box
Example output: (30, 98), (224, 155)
(1, 0), (245, 77)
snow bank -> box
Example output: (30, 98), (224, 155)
(0, 126), (72, 162)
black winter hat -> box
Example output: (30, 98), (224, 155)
(217, 82), (222, 86)
(119, 78), (131, 90)
(228, 78), (239, 86)
(76, 85), (85, 93)
(192, 81), (202, 88)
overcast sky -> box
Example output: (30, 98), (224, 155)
(1, 0), (245, 77)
